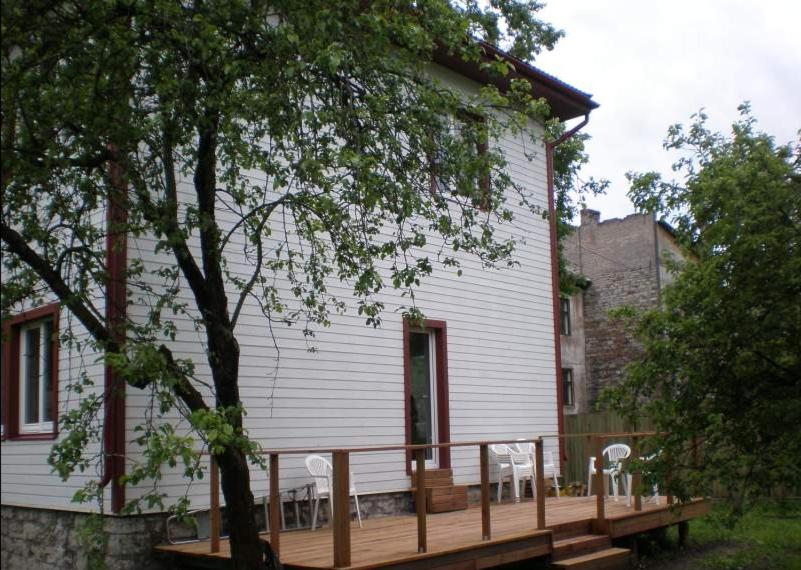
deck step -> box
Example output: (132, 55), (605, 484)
(550, 519), (594, 540)
(422, 468), (454, 488)
(425, 484), (468, 513)
(552, 534), (612, 561)
(551, 547), (631, 570)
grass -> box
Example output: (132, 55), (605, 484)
(635, 499), (801, 570)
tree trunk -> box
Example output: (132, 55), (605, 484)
(208, 324), (267, 568)
(218, 447), (263, 569)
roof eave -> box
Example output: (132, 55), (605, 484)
(432, 42), (598, 122)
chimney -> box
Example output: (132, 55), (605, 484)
(580, 209), (600, 226)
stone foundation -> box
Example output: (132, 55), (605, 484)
(0, 505), (168, 570)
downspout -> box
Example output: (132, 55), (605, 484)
(99, 157), (128, 514)
(545, 114), (590, 470)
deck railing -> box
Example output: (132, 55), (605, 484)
(206, 431), (661, 567)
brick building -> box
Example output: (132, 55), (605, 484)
(559, 209), (685, 414)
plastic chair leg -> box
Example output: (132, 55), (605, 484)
(354, 494), (363, 528)
(311, 497), (320, 531)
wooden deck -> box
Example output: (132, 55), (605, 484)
(156, 496), (709, 569)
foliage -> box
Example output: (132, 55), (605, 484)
(636, 500), (801, 570)
(1, 1), (579, 566)
(549, 121), (607, 294)
(603, 105), (801, 512)
(76, 513), (108, 570)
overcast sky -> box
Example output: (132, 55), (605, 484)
(533, 0), (801, 222)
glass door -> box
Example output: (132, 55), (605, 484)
(409, 330), (438, 468)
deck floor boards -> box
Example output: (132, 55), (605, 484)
(156, 496), (704, 569)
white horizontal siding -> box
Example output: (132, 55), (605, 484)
(1, 304), (110, 511)
(123, 112), (559, 509)
(3, 64), (561, 512)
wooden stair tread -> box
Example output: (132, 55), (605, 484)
(552, 534), (612, 561)
(551, 547), (631, 569)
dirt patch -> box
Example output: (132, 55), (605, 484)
(635, 540), (745, 570)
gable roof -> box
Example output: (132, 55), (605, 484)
(433, 41), (599, 121)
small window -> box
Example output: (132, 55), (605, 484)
(2, 304), (59, 439)
(562, 368), (575, 407)
(560, 298), (571, 336)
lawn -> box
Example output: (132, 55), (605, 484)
(635, 500), (801, 570)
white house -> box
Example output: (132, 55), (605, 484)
(0, 41), (597, 569)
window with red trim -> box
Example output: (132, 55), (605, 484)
(2, 304), (59, 440)
(403, 318), (450, 472)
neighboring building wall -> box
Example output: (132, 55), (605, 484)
(559, 293), (588, 414)
(562, 209), (683, 409)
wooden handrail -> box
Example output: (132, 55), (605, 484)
(194, 431), (660, 457)
(534, 438), (546, 530)
(479, 444), (491, 540)
(210, 456), (221, 553)
(332, 451), (351, 568)
(414, 449), (427, 553)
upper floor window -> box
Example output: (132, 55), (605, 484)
(430, 112), (490, 210)
(560, 297), (571, 336)
(2, 304), (59, 440)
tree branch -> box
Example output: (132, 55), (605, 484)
(1, 221), (112, 348)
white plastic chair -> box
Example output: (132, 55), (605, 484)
(489, 444), (534, 503)
(625, 453), (660, 507)
(305, 455), (362, 530)
(515, 441), (561, 499)
(587, 443), (631, 501)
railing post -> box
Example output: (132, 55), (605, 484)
(594, 436), (606, 532)
(535, 438), (546, 530)
(269, 453), (280, 557)
(665, 447), (674, 506)
(414, 448), (428, 553)
(332, 451), (351, 568)
(210, 455), (221, 553)
(479, 444), (491, 540)
(632, 436), (642, 511)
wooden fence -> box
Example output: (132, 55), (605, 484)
(563, 412), (653, 486)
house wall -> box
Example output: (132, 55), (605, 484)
(123, 66), (562, 510)
(1, 208), (111, 512)
(559, 292), (587, 414)
(1, 65), (562, 517)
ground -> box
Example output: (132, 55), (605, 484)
(634, 500), (801, 570)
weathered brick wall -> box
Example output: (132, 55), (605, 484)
(564, 210), (662, 408)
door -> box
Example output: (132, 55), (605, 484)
(409, 330), (438, 468)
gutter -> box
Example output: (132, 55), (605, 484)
(99, 158), (128, 514)
(545, 114), (591, 470)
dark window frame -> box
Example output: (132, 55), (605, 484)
(560, 297), (571, 336)
(1, 303), (60, 441)
(403, 318), (450, 474)
(562, 368), (575, 407)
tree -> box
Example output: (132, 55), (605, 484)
(604, 105), (801, 512)
(1, 1), (577, 566)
